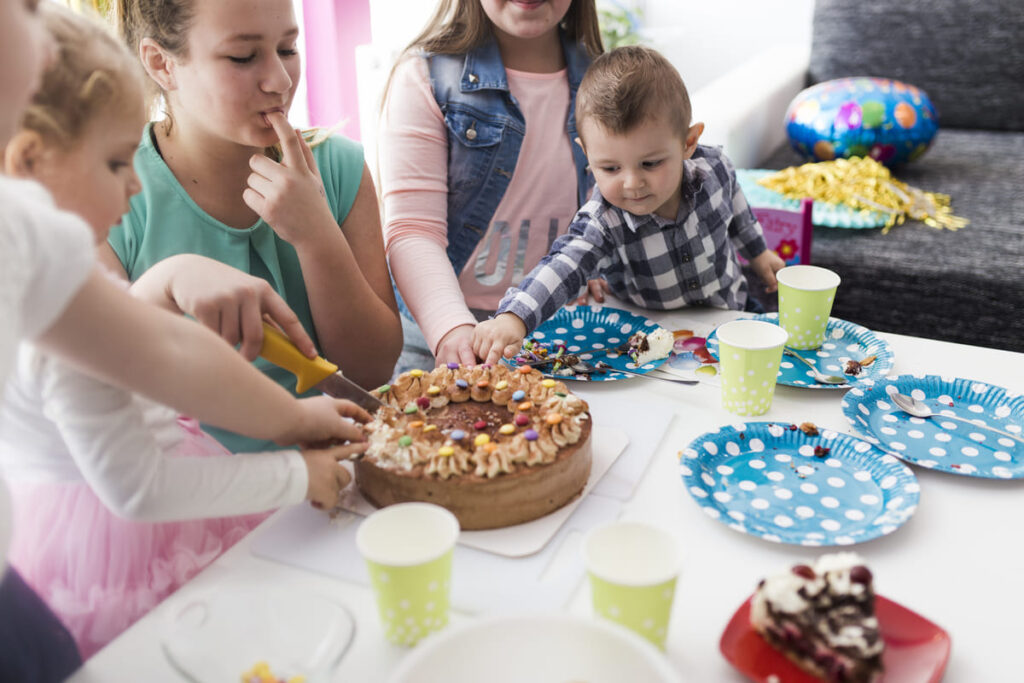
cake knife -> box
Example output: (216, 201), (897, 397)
(258, 322), (392, 415)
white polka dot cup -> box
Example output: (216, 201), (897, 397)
(356, 503), (459, 646)
(716, 320), (789, 416)
(777, 265), (841, 349)
(583, 522), (680, 650)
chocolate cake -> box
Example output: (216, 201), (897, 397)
(750, 553), (884, 682)
(356, 364), (592, 530)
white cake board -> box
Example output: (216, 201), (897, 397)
(253, 426), (626, 563)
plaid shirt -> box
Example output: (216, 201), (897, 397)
(498, 145), (768, 333)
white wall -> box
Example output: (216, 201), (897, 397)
(641, 0), (815, 93)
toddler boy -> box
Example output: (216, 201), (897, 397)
(473, 45), (785, 364)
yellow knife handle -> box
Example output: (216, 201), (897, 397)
(259, 322), (338, 393)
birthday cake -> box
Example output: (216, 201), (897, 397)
(356, 364), (592, 530)
(750, 553), (884, 682)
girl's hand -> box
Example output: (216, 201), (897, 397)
(750, 249), (787, 293)
(435, 323), (477, 367)
(243, 112), (336, 248)
(472, 313), (527, 366)
(574, 278), (610, 305)
(301, 445), (362, 510)
(277, 396), (371, 447)
(141, 254), (315, 361)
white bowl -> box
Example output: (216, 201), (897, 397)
(388, 613), (682, 683)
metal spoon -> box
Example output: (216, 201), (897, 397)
(592, 361), (699, 386)
(782, 348), (848, 385)
(890, 392), (1024, 443)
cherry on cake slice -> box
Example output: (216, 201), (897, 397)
(750, 553), (884, 683)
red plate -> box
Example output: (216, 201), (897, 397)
(720, 595), (951, 682)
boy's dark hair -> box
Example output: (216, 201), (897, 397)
(575, 45), (691, 140)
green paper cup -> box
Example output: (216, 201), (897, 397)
(356, 503), (459, 646)
(583, 522), (680, 650)
(777, 265), (841, 349)
(716, 319), (788, 416)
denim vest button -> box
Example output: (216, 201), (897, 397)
(466, 126), (477, 140)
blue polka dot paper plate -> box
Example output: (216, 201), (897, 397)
(509, 305), (667, 382)
(842, 374), (1024, 479)
(738, 169), (888, 229)
(680, 422), (919, 546)
(706, 313), (895, 390)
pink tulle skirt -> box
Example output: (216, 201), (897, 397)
(5, 418), (271, 660)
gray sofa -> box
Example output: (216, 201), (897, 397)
(758, 0), (1024, 353)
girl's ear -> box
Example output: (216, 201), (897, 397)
(139, 37), (177, 91)
(3, 130), (47, 178)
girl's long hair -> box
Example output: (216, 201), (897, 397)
(380, 0), (603, 114)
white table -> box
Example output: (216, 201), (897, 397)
(71, 306), (1024, 682)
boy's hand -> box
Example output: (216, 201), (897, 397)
(473, 313), (527, 366)
(244, 112), (336, 248)
(574, 278), (610, 305)
(301, 445), (361, 510)
(278, 396), (371, 447)
(750, 249), (787, 293)
(435, 323), (477, 367)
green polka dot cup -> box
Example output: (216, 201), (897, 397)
(716, 320), (788, 416)
(777, 265), (841, 349)
(583, 522), (680, 651)
(356, 503), (459, 646)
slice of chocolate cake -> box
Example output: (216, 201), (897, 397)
(750, 553), (884, 683)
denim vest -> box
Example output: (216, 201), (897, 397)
(426, 31), (594, 276)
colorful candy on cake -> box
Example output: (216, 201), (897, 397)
(357, 364), (592, 530)
(750, 553), (884, 683)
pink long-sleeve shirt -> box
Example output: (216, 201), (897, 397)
(380, 56), (579, 354)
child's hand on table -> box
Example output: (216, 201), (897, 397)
(473, 313), (528, 366)
(750, 249), (787, 293)
(574, 278), (610, 305)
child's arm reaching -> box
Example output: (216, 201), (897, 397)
(473, 313), (529, 366)
(129, 253), (318, 361)
(34, 267), (364, 446)
(27, 349), (366, 517)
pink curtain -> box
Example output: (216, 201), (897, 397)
(302, 0), (372, 138)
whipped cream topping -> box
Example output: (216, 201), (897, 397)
(751, 552), (883, 658)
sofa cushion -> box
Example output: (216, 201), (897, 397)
(760, 128), (1024, 353)
(809, 0), (1024, 131)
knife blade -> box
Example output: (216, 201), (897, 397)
(258, 322), (392, 415)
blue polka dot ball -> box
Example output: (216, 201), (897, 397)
(786, 77), (938, 166)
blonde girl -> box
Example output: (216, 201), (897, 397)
(105, 0), (402, 453)
(378, 0), (603, 372)
(1, 3), (370, 659)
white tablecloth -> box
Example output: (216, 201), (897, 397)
(70, 305), (1024, 682)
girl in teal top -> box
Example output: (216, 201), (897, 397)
(106, 0), (402, 453)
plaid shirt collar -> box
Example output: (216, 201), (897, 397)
(614, 158), (708, 233)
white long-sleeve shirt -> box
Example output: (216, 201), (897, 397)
(0, 342), (308, 521)
(0, 176), (95, 564)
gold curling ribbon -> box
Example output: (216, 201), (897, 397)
(758, 157), (969, 235)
